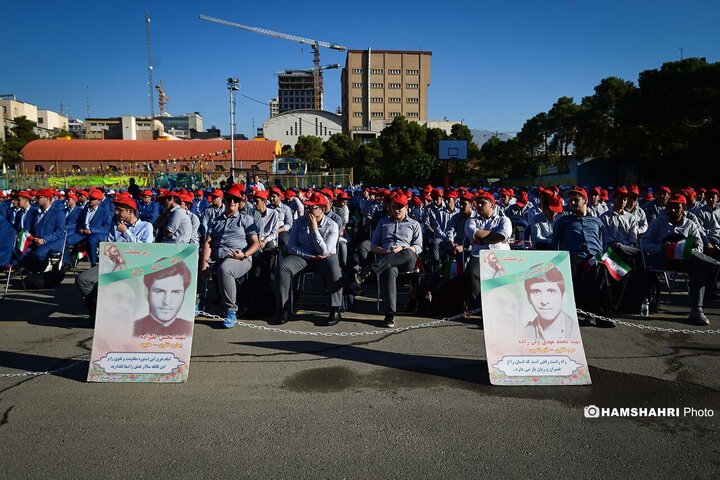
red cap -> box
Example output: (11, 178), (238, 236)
(303, 192), (330, 208)
(253, 190), (269, 200)
(422, 184), (433, 193)
(337, 191), (351, 200)
(708, 188), (719, 197)
(431, 188), (444, 198)
(500, 188), (514, 197)
(460, 192), (475, 202)
(412, 196), (422, 206)
(566, 187), (588, 201)
(196, 190), (204, 196)
(391, 192), (409, 206)
(141, 189), (153, 197)
(628, 185), (640, 197)
(645, 193), (654, 201)
(284, 189), (296, 199)
(77, 190), (89, 197)
(546, 194), (564, 213)
(601, 189), (609, 201)
(320, 187), (335, 199)
(36, 189), (55, 199)
(17, 191), (33, 199)
(179, 192), (194, 204)
(445, 190), (459, 199)
(591, 187), (602, 195)
(270, 187), (284, 197)
(115, 197), (138, 210)
(88, 189), (104, 200)
(208, 188), (224, 198)
(667, 194), (687, 205)
(476, 191), (495, 203)
(66, 192), (78, 201)
(225, 184), (245, 200)
(613, 187), (629, 198)
(657, 186), (671, 194)
(515, 191), (529, 207)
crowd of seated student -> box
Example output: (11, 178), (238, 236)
(2, 181), (718, 327)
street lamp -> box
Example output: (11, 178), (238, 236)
(227, 77), (240, 176)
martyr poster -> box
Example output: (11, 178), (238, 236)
(479, 250), (591, 386)
(87, 242), (198, 383)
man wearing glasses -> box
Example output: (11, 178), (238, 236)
(371, 191), (423, 328)
(275, 192), (343, 326)
(201, 184), (261, 328)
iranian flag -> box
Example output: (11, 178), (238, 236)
(16, 229), (33, 253)
(599, 247), (632, 281)
(664, 237), (695, 260)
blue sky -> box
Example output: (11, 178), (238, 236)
(3, 0), (719, 137)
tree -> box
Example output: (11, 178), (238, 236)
(294, 135), (325, 171)
(281, 144), (294, 156)
(546, 97), (579, 158)
(354, 140), (383, 184)
(1, 116), (40, 167)
(322, 133), (359, 169)
(517, 113), (551, 157)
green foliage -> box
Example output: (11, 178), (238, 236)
(2, 116), (40, 167)
(294, 135), (325, 171)
(322, 133), (360, 169)
(281, 144), (294, 155)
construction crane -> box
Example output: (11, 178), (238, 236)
(274, 64), (340, 76)
(155, 81), (170, 114)
(199, 14), (346, 110)
(145, 11), (155, 117)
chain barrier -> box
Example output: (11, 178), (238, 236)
(3, 308), (719, 379)
(577, 309), (720, 335)
(196, 309), (482, 337)
(0, 354), (90, 379)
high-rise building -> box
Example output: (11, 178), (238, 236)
(341, 49), (431, 140)
(155, 112), (204, 139)
(278, 71), (317, 113)
(269, 98), (279, 118)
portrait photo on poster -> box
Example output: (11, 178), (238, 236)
(132, 259), (195, 337)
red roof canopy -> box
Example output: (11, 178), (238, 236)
(21, 139), (278, 162)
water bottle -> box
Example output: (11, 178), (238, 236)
(640, 297), (650, 317)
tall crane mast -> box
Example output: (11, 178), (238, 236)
(145, 11), (155, 117)
(155, 81), (171, 114)
(199, 14), (346, 111)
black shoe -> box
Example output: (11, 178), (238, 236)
(595, 318), (616, 328)
(689, 309), (710, 326)
(579, 315), (596, 327)
(381, 313), (395, 328)
(272, 309), (290, 325)
(322, 309), (341, 326)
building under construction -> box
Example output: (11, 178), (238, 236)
(277, 71), (317, 113)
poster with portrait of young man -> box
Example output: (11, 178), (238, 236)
(87, 242), (198, 383)
(479, 250), (591, 386)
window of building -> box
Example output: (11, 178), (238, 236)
(353, 112), (363, 117)
(353, 97), (363, 103)
(388, 69), (401, 75)
(215, 165), (225, 172)
(352, 82), (363, 88)
(388, 83), (401, 89)
(352, 68), (363, 74)
(407, 97), (419, 103)
(406, 69), (419, 75)
(389, 112), (401, 118)
(34, 165), (45, 172)
(352, 126), (364, 131)
(389, 97), (402, 103)
(180, 165), (190, 172)
(370, 97), (384, 103)
(407, 83), (419, 89)
(370, 68), (383, 74)
(371, 112), (383, 118)
(407, 112), (419, 118)
(370, 83), (383, 89)
(38, 117), (44, 124)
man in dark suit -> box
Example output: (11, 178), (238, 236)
(64, 192), (82, 234)
(19, 189), (66, 273)
(11, 190), (38, 234)
(0, 214), (14, 267)
(65, 189), (112, 267)
(133, 260), (195, 337)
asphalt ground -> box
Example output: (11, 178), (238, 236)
(1, 265), (719, 479)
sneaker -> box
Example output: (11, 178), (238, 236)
(689, 310), (710, 326)
(223, 310), (237, 328)
(381, 313), (395, 328)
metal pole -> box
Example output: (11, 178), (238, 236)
(227, 78), (240, 178)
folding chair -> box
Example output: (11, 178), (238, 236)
(375, 255), (422, 313)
